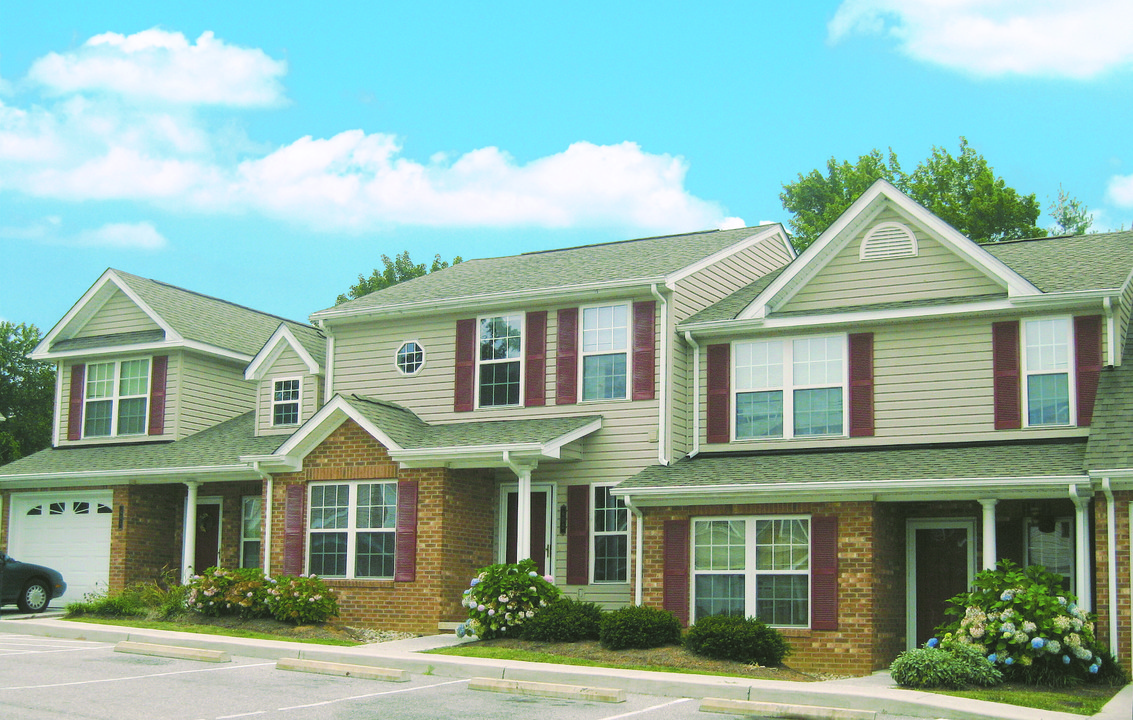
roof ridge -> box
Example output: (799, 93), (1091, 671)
(519, 225), (770, 257)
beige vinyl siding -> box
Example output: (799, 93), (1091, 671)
(782, 211), (1005, 313)
(57, 353), (181, 445)
(672, 237), (793, 323)
(256, 346), (322, 435)
(178, 352), (256, 437)
(74, 289), (162, 337)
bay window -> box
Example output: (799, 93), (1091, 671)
(308, 481), (397, 578)
(734, 336), (845, 440)
(84, 358), (150, 438)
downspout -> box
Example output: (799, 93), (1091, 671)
(623, 494), (644, 606)
(650, 284), (669, 466)
(1102, 478), (1119, 658)
(253, 461), (272, 576)
(1103, 297), (1117, 366)
(684, 331), (701, 458)
(317, 319), (335, 401)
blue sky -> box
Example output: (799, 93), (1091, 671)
(3, 1), (1133, 332)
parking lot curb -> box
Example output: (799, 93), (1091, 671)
(701, 697), (877, 720)
(277, 657), (409, 682)
(114, 641), (230, 663)
(469, 676), (626, 703)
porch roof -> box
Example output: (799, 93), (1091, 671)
(615, 438), (1089, 504)
(0, 413), (280, 487)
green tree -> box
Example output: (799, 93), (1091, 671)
(0, 322), (54, 465)
(336, 251), (462, 305)
(780, 138), (1046, 251)
(1048, 184), (1092, 236)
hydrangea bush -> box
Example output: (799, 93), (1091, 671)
(456, 559), (560, 640)
(187, 568), (338, 625)
(264, 574), (339, 625)
(940, 560), (1119, 685)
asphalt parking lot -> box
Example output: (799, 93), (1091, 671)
(0, 634), (709, 720)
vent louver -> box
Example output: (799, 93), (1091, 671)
(859, 222), (918, 261)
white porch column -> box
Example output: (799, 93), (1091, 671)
(181, 481), (199, 582)
(979, 499), (998, 571)
(516, 465), (533, 563)
(1071, 486), (1093, 611)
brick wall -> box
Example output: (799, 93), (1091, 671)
(269, 420), (496, 632)
(1093, 490), (1131, 667)
(114, 485), (183, 589)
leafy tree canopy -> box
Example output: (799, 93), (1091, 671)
(336, 251), (463, 305)
(780, 138), (1047, 251)
(0, 322), (54, 465)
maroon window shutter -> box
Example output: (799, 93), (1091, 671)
(810, 515), (838, 631)
(1075, 315), (1103, 427)
(525, 311), (547, 407)
(848, 333), (874, 437)
(556, 308), (578, 405)
(992, 321), (1021, 430)
(148, 355), (168, 436)
(454, 319), (476, 412)
(282, 484), (306, 576)
(67, 363), (85, 441)
(662, 520), (690, 625)
(632, 301), (656, 401)
(394, 479), (419, 582)
(566, 485), (589, 585)
(706, 344), (730, 444)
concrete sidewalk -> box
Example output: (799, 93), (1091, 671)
(1, 614), (1128, 720)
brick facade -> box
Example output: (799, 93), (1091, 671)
(1093, 490), (1132, 666)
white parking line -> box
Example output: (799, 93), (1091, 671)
(600, 698), (693, 719)
(275, 678), (471, 712)
(0, 661), (276, 689)
(0, 645), (111, 656)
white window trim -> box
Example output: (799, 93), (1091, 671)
(691, 514), (812, 628)
(394, 340), (426, 376)
(590, 482), (630, 584)
(475, 313), (525, 409)
(731, 335), (848, 441)
(240, 495), (262, 569)
(307, 480), (397, 579)
(1021, 317), (1076, 427)
(82, 356), (151, 439)
(272, 377), (302, 427)
(579, 302), (631, 403)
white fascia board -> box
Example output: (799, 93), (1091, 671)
(245, 324), (321, 380)
(32, 337), (253, 366)
(269, 395), (404, 462)
(664, 225), (793, 287)
(310, 277), (666, 324)
(0, 464), (259, 488)
(389, 419), (600, 466)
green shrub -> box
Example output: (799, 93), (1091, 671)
(67, 572), (185, 620)
(521, 597), (603, 642)
(684, 615), (791, 666)
(265, 574), (339, 625)
(458, 560), (561, 640)
(598, 605), (681, 650)
(186, 567), (241, 617)
(891, 643), (1004, 689)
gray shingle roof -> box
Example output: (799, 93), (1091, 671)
(618, 439), (1087, 491)
(342, 395), (601, 450)
(0, 413), (282, 480)
(1085, 330), (1133, 470)
(52, 330), (166, 352)
(314, 226), (783, 316)
(984, 231), (1133, 293)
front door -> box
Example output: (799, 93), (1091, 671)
(194, 501), (221, 573)
(500, 484), (553, 575)
(906, 519), (976, 648)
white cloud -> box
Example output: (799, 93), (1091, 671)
(717, 217), (747, 230)
(74, 221), (167, 250)
(829, 0), (1133, 79)
(1107, 174), (1133, 207)
(27, 29), (287, 107)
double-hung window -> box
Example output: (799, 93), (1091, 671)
(84, 358), (150, 438)
(734, 336), (845, 440)
(693, 517), (810, 626)
(592, 485), (628, 582)
(478, 314), (523, 407)
(1023, 318), (1072, 426)
(581, 304), (628, 401)
(273, 378), (300, 426)
(308, 481), (397, 578)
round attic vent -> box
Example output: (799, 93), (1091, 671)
(859, 222), (918, 261)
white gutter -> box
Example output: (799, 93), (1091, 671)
(0, 463), (260, 486)
(1102, 478), (1119, 657)
(622, 494), (644, 606)
(650, 284), (669, 466)
(684, 331), (701, 458)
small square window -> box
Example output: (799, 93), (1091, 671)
(273, 379), (301, 426)
(396, 342), (425, 375)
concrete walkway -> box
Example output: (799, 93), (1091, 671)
(1, 613), (1128, 720)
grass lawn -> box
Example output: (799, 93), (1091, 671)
(62, 616), (360, 646)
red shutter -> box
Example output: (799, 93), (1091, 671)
(525, 311), (547, 407)
(282, 484), (306, 576)
(67, 363), (85, 441)
(632, 301), (656, 401)
(394, 479), (419, 582)
(810, 515), (839, 630)
(454, 319), (476, 412)
(556, 308), (578, 405)
(1075, 315), (1103, 427)
(848, 333), (874, 437)
(992, 321), (1021, 430)
(706, 344), (730, 444)
(662, 520), (690, 625)
(148, 355), (168, 436)
(566, 485), (589, 585)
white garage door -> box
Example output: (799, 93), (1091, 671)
(9, 492), (113, 603)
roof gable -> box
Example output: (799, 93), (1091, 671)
(245, 323), (325, 380)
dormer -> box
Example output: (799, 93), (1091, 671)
(245, 323), (326, 436)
